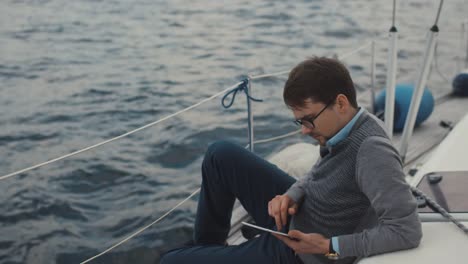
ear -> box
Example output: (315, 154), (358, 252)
(335, 94), (350, 112)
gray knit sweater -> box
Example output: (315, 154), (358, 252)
(285, 111), (422, 264)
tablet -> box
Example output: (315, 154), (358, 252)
(241, 222), (292, 238)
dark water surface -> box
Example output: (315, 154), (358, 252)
(0, 0), (467, 263)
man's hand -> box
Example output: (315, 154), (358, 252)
(268, 194), (298, 231)
(272, 230), (329, 254)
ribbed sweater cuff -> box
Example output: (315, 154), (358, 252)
(337, 233), (361, 258)
(285, 186), (304, 203)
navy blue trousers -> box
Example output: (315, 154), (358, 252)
(160, 141), (302, 264)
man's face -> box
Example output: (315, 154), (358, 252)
(292, 98), (341, 146)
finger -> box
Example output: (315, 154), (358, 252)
(280, 198), (288, 229)
(271, 198), (283, 230)
(288, 230), (305, 240)
(272, 233), (290, 245)
(274, 214), (282, 231)
(288, 203), (298, 215)
(272, 233), (298, 250)
(269, 198), (278, 217)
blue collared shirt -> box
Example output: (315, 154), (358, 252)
(327, 107), (364, 254)
(326, 107), (364, 148)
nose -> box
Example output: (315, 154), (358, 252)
(301, 125), (313, 135)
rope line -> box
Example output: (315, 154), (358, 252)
(253, 129), (301, 144)
(339, 41), (374, 60)
(411, 187), (468, 234)
(433, 42), (451, 84)
(83, 129), (302, 263)
(80, 188), (201, 264)
(245, 39), (384, 81)
(433, 0), (444, 26)
(221, 79), (263, 109)
(245, 129), (301, 148)
(249, 70), (291, 80)
(0, 82), (242, 181)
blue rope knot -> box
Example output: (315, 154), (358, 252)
(221, 79), (263, 108)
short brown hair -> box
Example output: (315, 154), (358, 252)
(283, 57), (357, 108)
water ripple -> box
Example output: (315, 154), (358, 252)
(56, 164), (130, 194)
(0, 132), (59, 146)
(1, 201), (88, 223)
(72, 89), (115, 98)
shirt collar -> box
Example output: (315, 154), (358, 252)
(326, 107), (364, 148)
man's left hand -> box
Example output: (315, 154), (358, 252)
(272, 230), (329, 254)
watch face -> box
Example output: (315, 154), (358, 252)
(325, 253), (339, 260)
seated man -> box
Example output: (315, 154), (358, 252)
(160, 57), (422, 264)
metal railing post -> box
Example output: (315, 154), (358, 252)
(370, 40), (377, 114)
(384, 0), (399, 139)
(246, 79), (255, 152)
(465, 21), (468, 69)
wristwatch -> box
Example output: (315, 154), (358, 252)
(325, 238), (339, 260)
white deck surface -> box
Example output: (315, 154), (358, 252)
(358, 221), (468, 264)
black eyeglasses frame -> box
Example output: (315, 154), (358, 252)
(293, 100), (334, 129)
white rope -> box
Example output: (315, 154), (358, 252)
(249, 39), (381, 81)
(84, 130), (301, 263)
(249, 70), (291, 80)
(245, 129), (301, 148)
(0, 83), (242, 181)
(80, 187), (201, 264)
(254, 129), (301, 144)
(84, 130), (302, 263)
(340, 32), (392, 61)
(339, 41), (374, 60)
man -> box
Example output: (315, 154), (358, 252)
(160, 57), (422, 264)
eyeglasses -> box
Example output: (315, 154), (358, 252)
(293, 101), (333, 129)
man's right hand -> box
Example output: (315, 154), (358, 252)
(268, 194), (298, 231)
